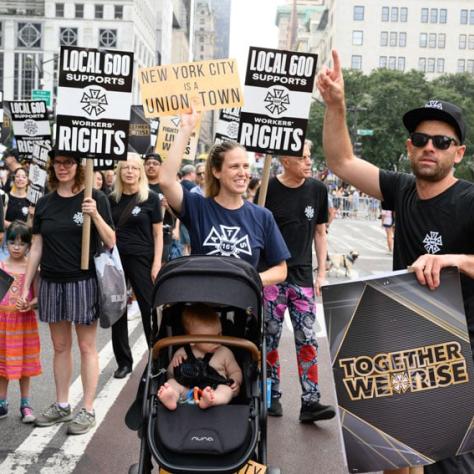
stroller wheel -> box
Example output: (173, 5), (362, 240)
(128, 464), (139, 474)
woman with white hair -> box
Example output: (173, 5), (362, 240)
(108, 153), (163, 379)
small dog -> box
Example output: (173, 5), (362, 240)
(327, 250), (360, 278)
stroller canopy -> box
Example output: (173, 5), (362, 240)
(152, 255), (262, 315)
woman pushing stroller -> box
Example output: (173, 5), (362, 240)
(158, 303), (242, 410)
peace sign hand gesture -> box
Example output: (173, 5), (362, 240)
(316, 50), (345, 107)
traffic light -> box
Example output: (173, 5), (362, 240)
(354, 141), (362, 157)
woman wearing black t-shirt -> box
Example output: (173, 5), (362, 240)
(109, 154), (163, 378)
(5, 167), (30, 226)
(19, 153), (115, 435)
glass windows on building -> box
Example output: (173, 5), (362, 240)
(99, 29), (117, 48)
(59, 27), (78, 46)
(17, 22), (42, 48)
(351, 55), (362, 70)
(13, 52), (43, 99)
(352, 30), (363, 46)
(55, 3), (64, 17)
(353, 6), (364, 21)
(95, 4), (103, 19)
(75, 3), (84, 18)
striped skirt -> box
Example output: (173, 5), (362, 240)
(38, 277), (100, 326)
(0, 308), (42, 380)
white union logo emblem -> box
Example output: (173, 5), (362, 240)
(132, 206), (141, 216)
(73, 212), (83, 226)
(422, 231), (443, 254)
(81, 87), (108, 118)
(202, 225), (252, 259)
(264, 86), (290, 116)
(304, 205), (314, 220)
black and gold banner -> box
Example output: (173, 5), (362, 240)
(322, 268), (474, 473)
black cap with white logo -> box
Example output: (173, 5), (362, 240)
(403, 100), (466, 144)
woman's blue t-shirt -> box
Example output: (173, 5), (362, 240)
(179, 190), (290, 268)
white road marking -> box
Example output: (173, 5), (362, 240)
(0, 317), (144, 473)
(39, 333), (148, 472)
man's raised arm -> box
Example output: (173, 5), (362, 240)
(317, 50), (383, 201)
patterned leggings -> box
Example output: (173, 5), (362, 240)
(264, 282), (320, 403)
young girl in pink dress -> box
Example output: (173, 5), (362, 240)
(0, 221), (41, 423)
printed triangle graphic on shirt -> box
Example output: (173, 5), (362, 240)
(222, 225), (240, 241)
(203, 227), (221, 245)
(202, 225), (252, 258)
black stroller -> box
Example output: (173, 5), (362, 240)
(129, 255), (277, 474)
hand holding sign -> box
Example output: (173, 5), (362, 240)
(180, 106), (201, 133)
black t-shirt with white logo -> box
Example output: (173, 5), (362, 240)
(109, 191), (162, 257)
(6, 194), (29, 222)
(257, 177), (328, 286)
(33, 189), (113, 282)
(380, 170), (474, 336)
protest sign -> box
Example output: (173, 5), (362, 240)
(8, 100), (51, 159)
(238, 47), (317, 156)
(128, 105), (151, 155)
(93, 158), (115, 171)
(322, 268), (474, 473)
(139, 59), (243, 117)
(155, 115), (200, 161)
(55, 46), (134, 160)
(214, 107), (240, 144)
(27, 143), (50, 205)
(1, 102), (12, 145)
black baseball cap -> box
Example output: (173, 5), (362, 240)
(403, 100), (466, 144)
(48, 148), (81, 162)
(143, 152), (162, 163)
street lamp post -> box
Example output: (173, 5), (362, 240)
(26, 54), (44, 90)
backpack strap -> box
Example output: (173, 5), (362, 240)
(184, 344), (196, 362)
(116, 194), (139, 229)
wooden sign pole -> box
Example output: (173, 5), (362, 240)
(81, 159), (94, 270)
(257, 154), (272, 207)
(409, 467), (423, 474)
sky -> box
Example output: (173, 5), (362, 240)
(229, 0), (284, 83)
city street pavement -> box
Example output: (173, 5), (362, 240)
(0, 218), (391, 474)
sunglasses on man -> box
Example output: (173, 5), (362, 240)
(410, 132), (459, 150)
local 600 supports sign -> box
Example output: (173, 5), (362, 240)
(55, 46), (133, 160)
(322, 268), (474, 473)
(238, 47), (317, 157)
(8, 100), (51, 158)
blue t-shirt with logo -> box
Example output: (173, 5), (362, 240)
(179, 190), (290, 268)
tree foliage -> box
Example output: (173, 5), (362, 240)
(307, 68), (474, 180)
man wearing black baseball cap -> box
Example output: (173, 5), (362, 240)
(318, 50), (474, 474)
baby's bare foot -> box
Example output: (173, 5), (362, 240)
(199, 386), (216, 409)
(158, 382), (178, 410)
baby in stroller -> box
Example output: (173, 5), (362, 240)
(157, 303), (243, 410)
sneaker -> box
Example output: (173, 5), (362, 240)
(20, 406), (36, 424)
(299, 401), (336, 423)
(267, 398), (283, 417)
(35, 403), (73, 427)
(67, 408), (96, 435)
(0, 402), (8, 419)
